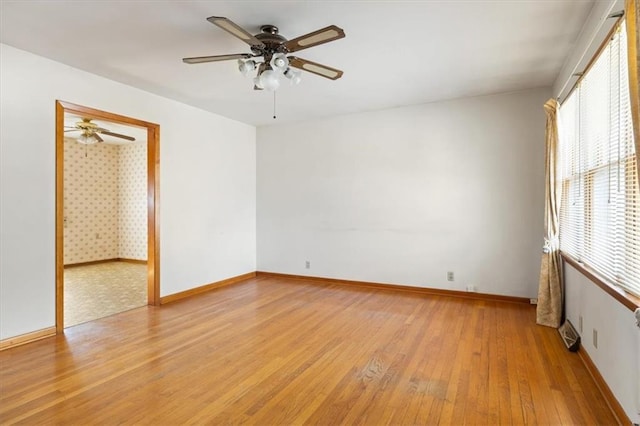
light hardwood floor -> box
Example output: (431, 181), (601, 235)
(0, 275), (617, 424)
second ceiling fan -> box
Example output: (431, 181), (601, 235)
(183, 16), (345, 91)
(65, 118), (135, 145)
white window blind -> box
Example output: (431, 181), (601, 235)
(558, 22), (640, 297)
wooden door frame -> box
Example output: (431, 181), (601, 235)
(55, 100), (160, 333)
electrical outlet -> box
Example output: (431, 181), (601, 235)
(529, 298), (538, 305)
(592, 329), (598, 349)
(447, 271), (454, 282)
(579, 315), (583, 333)
(466, 285), (476, 292)
(305, 260), (310, 269)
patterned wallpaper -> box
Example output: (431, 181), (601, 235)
(118, 143), (147, 260)
(64, 139), (147, 265)
(64, 140), (119, 264)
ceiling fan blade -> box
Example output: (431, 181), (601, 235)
(284, 25), (345, 53)
(64, 129), (79, 132)
(183, 53), (252, 64)
(98, 130), (136, 141)
(93, 133), (104, 143)
(288, 56), (344, 80)
(206, 16), (265, 48)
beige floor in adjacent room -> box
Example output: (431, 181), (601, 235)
(64, 261), (147, 327)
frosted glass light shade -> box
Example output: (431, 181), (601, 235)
(77, 134), (98, 145)
(270, 53), (289, 72)
(259, 69), (281, 91)
(238, 59), (256, 76)
(284, 68), (302, 85)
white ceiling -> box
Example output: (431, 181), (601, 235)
(0, 1), (594, 127)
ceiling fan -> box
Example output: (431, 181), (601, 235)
(65, 118), (135, 145)
(183, 16), (345, 91)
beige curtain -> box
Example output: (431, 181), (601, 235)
(537, 99), (563, 328)
(626, 0), (640, 177)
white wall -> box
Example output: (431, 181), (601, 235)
(564, 264), (640, 423)
(257, 88), (549, 297)
(0, 44), (256, 340)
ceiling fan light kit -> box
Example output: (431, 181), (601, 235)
(65, 118), (135, 145)
(284, 68), (302, 85)
(76, 133), (100, 145)
(182, 16), (345, 92)
(238, 59), (256, 75)
(257, 68), (281, 91)
(270, 52), (288, 71)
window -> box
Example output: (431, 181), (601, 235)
(558, 22), (640, 297)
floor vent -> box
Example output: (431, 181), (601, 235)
(558, 319), (580, 352)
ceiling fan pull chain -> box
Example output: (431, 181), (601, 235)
(273, 91), (277, 120)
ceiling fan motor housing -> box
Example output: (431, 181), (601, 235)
(251, 25), (289, 62)
(77, 118), (98, 130)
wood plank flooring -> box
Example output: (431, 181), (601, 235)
(0, 276), (617, 425)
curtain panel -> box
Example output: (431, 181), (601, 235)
(627, 0), (640, 176)
(537, 99), (563, 328)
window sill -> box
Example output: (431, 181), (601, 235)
(560, 252), (640, 311)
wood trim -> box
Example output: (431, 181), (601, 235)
(58, 101), (159, 128)
(0, 327), (56, 351)
(64, 258), (147, 268)
(55, 101), (64, 333)
(577, 347), (632, 426)
(160, 272), (257, 305)
(147, 125), (160, 306)
(118, 258), (147, 265)
(561, 253), (640, 311)
(256, 272), (531, 304)
(55, 100), (161, 334)
(65, 258), (120, 268)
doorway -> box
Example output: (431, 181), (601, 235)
(55, 101), (160, 332)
